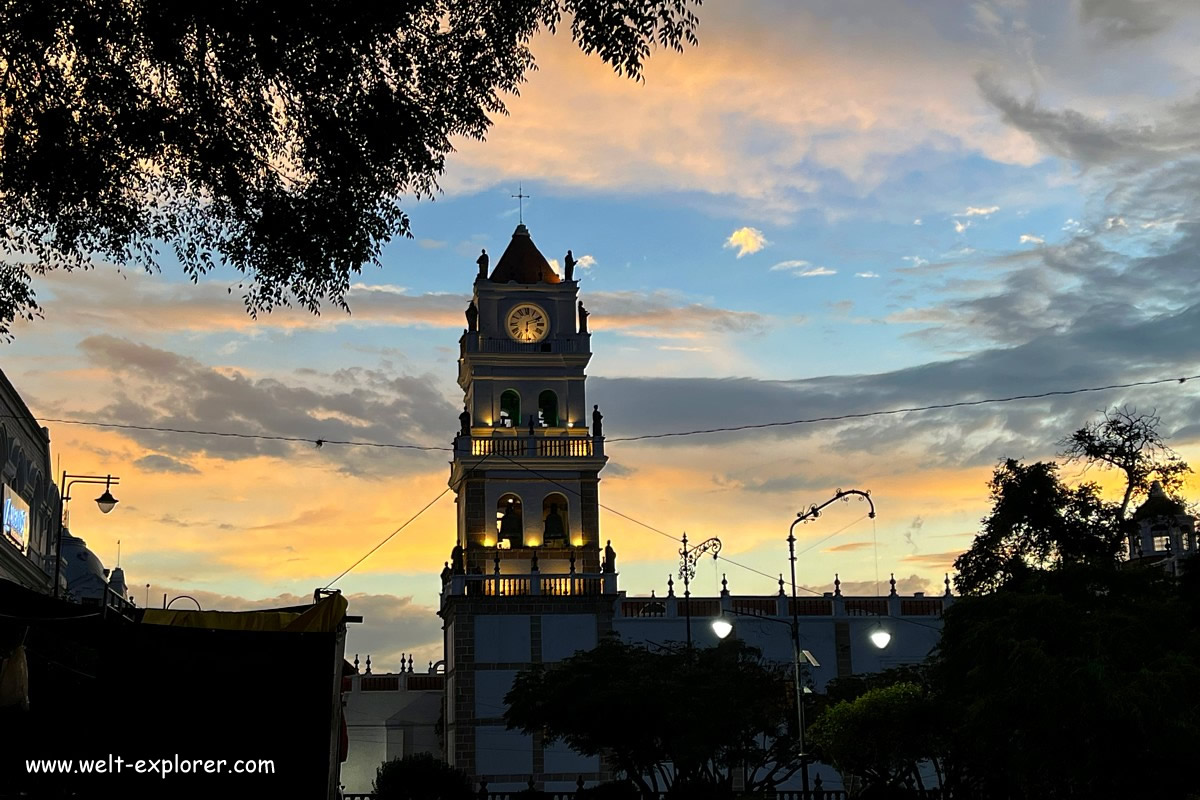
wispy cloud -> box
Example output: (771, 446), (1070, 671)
(953, 219), (970, 234)
(725, 226), (769, 258)
(577, 254), (597, 269)
(770, 259), (811, 272)
(954, 205), (1000, 217)
(902, 256), (929, 267)
(797, 267), (837, 277)
(1019, 233), (1045, 244)
(855, 271), (881, 278)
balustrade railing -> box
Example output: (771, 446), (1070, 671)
(617, 592), (951, 621)
(464, 336), (587, 354)
(444, 572), (615, 598)
(463, 434), (600, 458)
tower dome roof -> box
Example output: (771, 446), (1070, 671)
(1133, 481), (1188, 520)
(489, 225), (560, 284)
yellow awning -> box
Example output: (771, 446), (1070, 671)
(141, 593), (348, 634)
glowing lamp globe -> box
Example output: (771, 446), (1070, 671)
(711, 619), (734, 640)
(869, 628), (891, 649)
(95, 490), (119, 514)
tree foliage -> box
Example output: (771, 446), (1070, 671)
(504, 637), (800, 797)
(953, 459), (1122, 595)
(1060, 406), (1191, 519)
(373, 752), (473, 800)
(808, 682), (942, 794)
(0, 0), (702, 336)
(935, 562), (1200, 799)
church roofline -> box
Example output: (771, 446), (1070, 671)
(488, 224), (562, 285)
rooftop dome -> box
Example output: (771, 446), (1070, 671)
(1133, 481), (1189, 520)
(489, 224), (560, 284)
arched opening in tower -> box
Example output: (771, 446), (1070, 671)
(499, 390), (521, 428)
(538, 390), (558, 427)
(542, 494), (569, 546)
(496, 494), (523, 548)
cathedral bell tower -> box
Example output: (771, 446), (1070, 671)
(440, 225), (615, 788)
(450, 223), (607, 575)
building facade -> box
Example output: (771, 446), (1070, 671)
(1127, 480), (1198, 576)
(0, 368), (59, 594)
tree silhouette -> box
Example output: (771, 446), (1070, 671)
(0, 0), (701, 336)
(953, 459), (1121, 595)
(1059, 406), (1191, 520)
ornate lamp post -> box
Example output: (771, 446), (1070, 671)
(678, 531), (721, 648)
(54, 473), (121, 599)
(787, 488), (876, 793)
(712, 609), (819, 791)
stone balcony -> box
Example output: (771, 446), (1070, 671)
(441, 570), (618, 606)
(461, 334), (590, 355)
(454, 432), (604, 459)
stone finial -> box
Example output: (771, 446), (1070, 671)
(569, 548), (577, 574)
(429, 661), (434, 673)
(530, 550), (539, 571)
(667, 575), (676, 597)
(889, 573), (897, 596)
(494, 551), (501, 576)
(834, 573), (842, 597)
(778, 574), (786, 597)
(944, 573), (952, 597)
(720, 573), (729, 594)
(477, 778), (489, 799)
(353, 653), (360, 672)
(365, 654), (372, 675)
(408, 654), (414, 672)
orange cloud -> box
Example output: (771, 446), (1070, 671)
(442, 9), (1041, 215)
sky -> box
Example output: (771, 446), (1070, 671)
(7, 0), (1200, 670)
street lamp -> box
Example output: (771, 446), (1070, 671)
(54, 472), (121, 599)
(711, 610), (819, 779)
(678, 531), (722, 648)
(870, 627), (892, 649)
(786, 488), (875, 792)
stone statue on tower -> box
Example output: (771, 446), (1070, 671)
(578, 301), (589, 334)
(592, 405), (603, 438)
(465, 301), (478, 332)
(476, 248), (489, 278)
(564, 250), (576, 281)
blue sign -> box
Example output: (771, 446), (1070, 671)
(3, 484), (30, 553)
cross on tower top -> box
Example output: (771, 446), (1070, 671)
(511, 182), (531, 224)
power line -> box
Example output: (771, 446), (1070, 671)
(0, 413), (450, 452)
(605, 374), (1200, 443)
(322, 451), (498, 588)
(6, 372), (1196, 451)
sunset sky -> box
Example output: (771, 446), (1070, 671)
(7, 0), (1200, 669)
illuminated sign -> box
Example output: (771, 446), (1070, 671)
(2, 483), (30, 554)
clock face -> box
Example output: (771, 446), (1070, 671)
(506, 303), (549, 342)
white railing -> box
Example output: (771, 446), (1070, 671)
(460, 435), (601, 458)
(442, 571), (617, 599)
